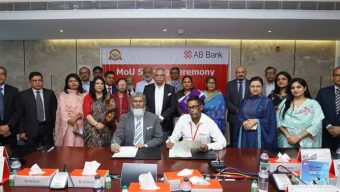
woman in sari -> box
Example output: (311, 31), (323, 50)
(268, 71), (292, 110)
(236, 76), (277, 152)
(203, 76), (226, 133)
(176, 76), (205, 115)
(54, 73), (86, 147)
(112, 78), (131, 123)
(277, 78), (324, 148)
(83, 77), (116, 147)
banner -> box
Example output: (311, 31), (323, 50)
(101, 46), (229, 93)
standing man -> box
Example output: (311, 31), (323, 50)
(264, 66), (277, 96)
(316, 67), (340, 151)
(104, 71), (117, 94)
(135, 66), (154, 93)
(0, 66), (20, 148)
(18, 72), (57, 148)
(92, 66), (103, 78)
(168, 67), (182, 92)
(110, 93), (163, 153)
(225, 66), (250, 147)
(79, 66), (91, 92)
(143, 68), (176, 140)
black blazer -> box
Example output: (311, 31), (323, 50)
(0, 84), (20, 144)
(225, 79), (250, 123)
(316, 85), (340, 150)
(18, 88), (57, 138)
(143, 83), (176, 132)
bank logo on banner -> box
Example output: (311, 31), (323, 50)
(109, 49), (122, 61)
(184, 50), (192, 59)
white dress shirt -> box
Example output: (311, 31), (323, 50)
(82, 81), (90, 92)
(265, 82), (275, 96)
(32, 88), (46, 121)
(169, 113), (226, 150)
(154, 83), (164, 116)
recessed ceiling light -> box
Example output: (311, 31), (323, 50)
(163, 28), (167, 32)
(59, 29), (64, 33)
(267, 30), (272, 33)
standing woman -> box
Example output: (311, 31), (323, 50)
(277, 78), (324, 148)
(203, 76), (226, 133)
(268, 71), (292, 109)
(54, 73), (86, 146)
(176, 76), (205, 115)
(236, 76), (277, 152)
(83, 77), (116, 147)
(112, 78), (131, 123)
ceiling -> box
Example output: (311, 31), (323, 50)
(1, 9), (340, 40)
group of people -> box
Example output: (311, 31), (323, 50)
(0, 64), (339, 154)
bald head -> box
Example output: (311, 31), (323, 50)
(235, 66), (247, 80)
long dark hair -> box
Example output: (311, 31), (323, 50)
(273, 71), (292, 95)
(63, 73), (84, 94)
(281, 77), (311, 119)
(89, 76), (107, 101)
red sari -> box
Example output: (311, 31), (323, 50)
(112, 92), (131, 122)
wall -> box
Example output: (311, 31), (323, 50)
(0, 39), (335, 97)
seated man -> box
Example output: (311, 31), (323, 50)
(111, 93), (163, 153)
(166, 96), (226, 152)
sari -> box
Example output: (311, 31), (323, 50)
(112, 92), (131, 122)
(83, 96), (114, 147)
(54, 90), (86, 147)
(203, 91), (226, 133)
(236, 96), (277, 152)
(177, 89), (205, 114)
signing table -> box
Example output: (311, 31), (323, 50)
(2, 147), (278, 191)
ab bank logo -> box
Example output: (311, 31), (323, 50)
(109, 49), (122, 61)
(184, 50), (192, 59)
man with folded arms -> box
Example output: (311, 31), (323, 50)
(166, 96), (226, 152)
(111, 93), (163, 153)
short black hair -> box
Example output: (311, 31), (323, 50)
(0, 66), (7, 75)
(265, 66), (276, 73)
(104, 70), (115, 77)
(92, 66), (103, 73)
(29, 71), (43, 80)
(333, 66), (340, 75)
(170, 67), (180, 72)
(187, 96), (204, 106)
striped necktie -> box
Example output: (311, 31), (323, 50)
(134, 117), (143, 145)
(336, 88), (340, 116)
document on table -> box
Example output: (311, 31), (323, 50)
(112, 146), (138, 158)
(169, 140), (201, 158)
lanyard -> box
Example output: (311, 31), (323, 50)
(190, 122), (200, 141)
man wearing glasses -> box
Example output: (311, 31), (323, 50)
(166, 96), (226, 152)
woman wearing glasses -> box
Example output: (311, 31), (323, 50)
(112, 78), (131, 123)
(236, 76), (277, 152)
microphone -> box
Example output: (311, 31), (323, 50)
(275, 165), (307, 185)
(64, 164), (77, 191)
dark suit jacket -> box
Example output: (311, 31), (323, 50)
(0, 84), (20, 145)
(111, 111), (163, 147)
(18, 88), (57, 139)
(316, 85), (340, 150)
(143, 83), (176, 132)
(225, 79), (250, 123)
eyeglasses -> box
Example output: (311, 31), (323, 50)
(187, 104), (201, 110)
(132, 100), (144, 103)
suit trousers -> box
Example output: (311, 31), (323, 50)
(25, 122), (53, 148)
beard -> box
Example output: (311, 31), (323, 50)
(131, 107), (146, 117)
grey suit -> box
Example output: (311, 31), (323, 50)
(111, 111), (163, 147)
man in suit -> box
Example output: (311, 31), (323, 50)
(316, 66), (340, 151)
(110, 93), (163, 153)
(18, 72), (57, 148)
(0, 66), (20, 148)
(143, 68), (176, 141)
(168, 67), (182, 92)
(104, 70), (117, 94)
(135, 66), (154, 93)
(263, 66), (276, 96)
(225, 66), (250, 147)
(79, 66), (91, 92)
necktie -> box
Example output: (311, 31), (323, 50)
(108, 87), (112, 95)
(336, 88), (340, 116)
(238, 81), (244, 101)
(0, 88), (4, 121)
(36, 90), (44, 122)
(134, 117), (143, 145)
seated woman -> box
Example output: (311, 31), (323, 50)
(236, 76), (277, 152)
(83, 77), (116, 147)
(54, 73), (86, 147)
(277, 78), (324, 148)
(268, 71), (292, 110)
(203, 76), (226, 133)
(176, 76), (205, 115)
(112, 78), (131, 123)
